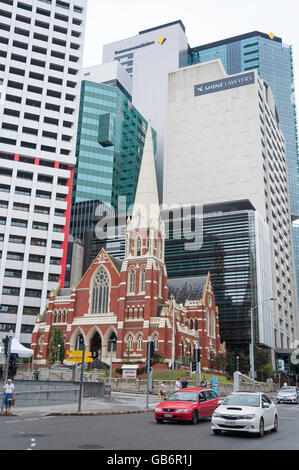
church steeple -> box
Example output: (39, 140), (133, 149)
(126, 122), (165, 260)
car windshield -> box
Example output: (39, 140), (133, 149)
(223, 394), (260, 407)
(167, 391), (198, 402)
(279, 387), (296, 394)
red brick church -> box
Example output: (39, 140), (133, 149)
(31, 125), (223, 371)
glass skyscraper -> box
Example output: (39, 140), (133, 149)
(189, 31), (299, 301)
(72, 79), (156, 212)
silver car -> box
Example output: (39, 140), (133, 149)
(276, 386), (299, 404)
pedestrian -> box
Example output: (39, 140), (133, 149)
(181, 377), (188, 389)
(159, 381), (167, 400)
(3, 378), (15, 415)
(175, 377), (181, 391)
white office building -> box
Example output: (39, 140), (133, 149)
(164, 60), (299, 350)
(0, 0), (87, 346)
(102, 20), (189, 199)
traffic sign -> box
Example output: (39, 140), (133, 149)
(66, 356), (93, 363)
(66, 350), (92, 357)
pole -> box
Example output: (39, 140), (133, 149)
(78, 343), (86, 412)
(195, 342), (200, 386)
(250, 298), (275, 393)
(171, 295), (175, 370)
(250, 306), (255, 392)
(146, 336), (150, 410)
(109, 340), (115, 385)
(1, 331), (13, 414)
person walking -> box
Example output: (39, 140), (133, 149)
(175, 377), (181, 391)
(159, 381), (167, 400)
(3, 378), (15, 415)
(181, 377), (188, 389)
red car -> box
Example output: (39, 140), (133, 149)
(154, 387), (219, 424)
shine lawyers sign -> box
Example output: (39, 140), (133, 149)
(194, 71), (255, 96)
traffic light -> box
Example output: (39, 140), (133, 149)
(8, 353), (18, 379)
(195, 348), (200, 363)
(191, 361), (197, 372)
(149, 341), (155, 358)
(2, 336), (9, 355)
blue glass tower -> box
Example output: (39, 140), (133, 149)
(189, 31), (299, 301)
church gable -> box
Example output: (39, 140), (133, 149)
(76, 248), (121, 290)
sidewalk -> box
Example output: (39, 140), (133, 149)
(2, 392), (160, 418)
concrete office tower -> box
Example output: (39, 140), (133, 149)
(0, 0), (87, 346)
(102, 20), (189, 199)
(189, 31), (299, 309)
(164, 60), (298, 350)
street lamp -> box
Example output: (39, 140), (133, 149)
(236, 356), (239, 372)
(250, 297), (276, 392)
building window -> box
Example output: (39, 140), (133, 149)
(128, 267), (136, 294)
(90, 266), (110, 314)
(139, 266), (146, 293)
(152, 334), (159, 351)
(126, 334), (133, 351)
(211, 312), (216, 338)
(136, 334), (143, 351)
(206, 309), (210, 336)
(135, 236), (142, 256)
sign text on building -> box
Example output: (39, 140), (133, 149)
(194, 71), (255, 96)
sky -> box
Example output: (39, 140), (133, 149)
(83, 0), (299, 107)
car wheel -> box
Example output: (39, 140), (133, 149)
(213, 429), (221, 435)
(271, 414), (278, 432)
(191, 411), (198, 424)
(155, 418), (163, 424)
(258, 418), (264, 437)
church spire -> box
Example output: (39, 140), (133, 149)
(130, 122), (161, 232)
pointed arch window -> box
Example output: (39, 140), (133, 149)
(206, 309), (210, 336)
(152, 334), (159, 351)
(211, 312), (216, 338)
(135, 236), (142, 257)
(128, 267), (136, 294)
(127, 334), (134, 351)
(139, 266), (146, 293)
(90, 266), (110, 314)
(136, 334), (143, 351)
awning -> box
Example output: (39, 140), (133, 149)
(11, 338), (34, 358)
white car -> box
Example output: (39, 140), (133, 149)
(211, 392), (278, 437)
(277, 386), (299, 404)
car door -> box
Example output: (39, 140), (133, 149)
(197, 391), (208, 418)
(203, 390), (218, 417)
(261, 394), (274, 428)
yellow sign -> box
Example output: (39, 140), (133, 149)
(268, 32), (275, 40)
(66, 350), (92, 357)
(66, 357), (94, 363)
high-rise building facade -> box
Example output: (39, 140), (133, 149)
(164, 60), (298, 350)
(102, 20), (189, 199)
(73, 62), (156, 212)
(189, 31), (299, 304)
(0, 0), (87, 345)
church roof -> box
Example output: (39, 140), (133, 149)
(167, 276), (208, 305)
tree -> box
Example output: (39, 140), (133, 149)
(47, 328), (65, 364)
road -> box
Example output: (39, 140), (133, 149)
(0, 402), (298, 452)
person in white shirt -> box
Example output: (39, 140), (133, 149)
(3, 379), (15, 415)
(175, 377), (181, 391)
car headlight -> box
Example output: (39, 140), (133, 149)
(213, 412), (222, 418)
(155, 408), (162, 412)
(240, 414), (255, 419)
(176, 408), (189, 413)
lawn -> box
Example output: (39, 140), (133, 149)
(152, 369), (232, 383)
